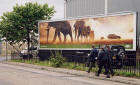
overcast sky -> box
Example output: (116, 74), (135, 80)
(0, 0), (64, 19)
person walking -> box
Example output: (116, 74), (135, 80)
(86, 45), (98, 73)
(105, 46), (114, 76)
(96, 47), (110, 78)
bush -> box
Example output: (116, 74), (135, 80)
(49, 51), (65, 67)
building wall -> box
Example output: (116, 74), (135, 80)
(108, 0), (135, 13)
(66, 0), (105, 18)
(66, 0), (140, 17)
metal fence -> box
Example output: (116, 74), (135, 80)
(113, 58), (140, 76)
(65, 57), (140, 77)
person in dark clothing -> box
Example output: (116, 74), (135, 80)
(96, 47), (110, 78)
(105, 46), (114, 76)
(86, 45), (98, 73)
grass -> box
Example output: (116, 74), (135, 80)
(40, 44), (94, 48)
(11, 59), (98, 72)
(136, 62), (140, 69)
(115, 71), (139, 77)
(11, 59), (140, 78)
(40, 44), (133, 49)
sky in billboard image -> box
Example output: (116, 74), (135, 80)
(39, 13), (136, 50)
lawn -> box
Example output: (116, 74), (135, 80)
(40, 44), (133, 49)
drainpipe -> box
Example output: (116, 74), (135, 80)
(64, 0), (67, 19)
(105, 0), (108, 16)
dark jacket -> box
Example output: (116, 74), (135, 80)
(98, 49), (108, 61)
(88, 48), (98, 61)
(105, 49), (113, 63)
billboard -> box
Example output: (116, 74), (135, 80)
(39, 12), (136, 50)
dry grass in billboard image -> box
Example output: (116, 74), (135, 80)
(39, 13), (135, 49)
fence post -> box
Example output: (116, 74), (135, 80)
(6, 37), (8, 61)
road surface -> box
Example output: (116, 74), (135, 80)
(0, 63), (129, 85)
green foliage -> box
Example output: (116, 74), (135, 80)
(115, 71), (138, 77)
(40, 44), (94, 48)
(40, 44), (133, 49)
(49, 51), (66, 67)
(0, 2), (55, 45)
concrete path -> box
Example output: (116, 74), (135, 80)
(0, 63), (130, 85)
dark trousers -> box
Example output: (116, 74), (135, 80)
(107, 62), (114, 75)
(87, 61), (95, 73)
(97, 60), (109, 76)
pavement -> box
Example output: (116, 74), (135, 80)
(0, 63), (130, 85)
(3, 61), (140, 85)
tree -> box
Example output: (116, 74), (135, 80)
(0, 2), (55, 55)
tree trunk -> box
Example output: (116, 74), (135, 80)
(27, 28), (30, 59)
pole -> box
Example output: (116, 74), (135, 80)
(105, 0), (108, 15)
(64, 0), (67, 19)
(6, 34), (8, 61)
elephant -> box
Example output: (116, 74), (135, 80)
(81, 26), (91, 41)
(74, 20), (91, 42)
(74, 20), (85, 41)
(46, 21), (73, 43)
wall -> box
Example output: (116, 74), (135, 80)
(66, 0), (105, 18)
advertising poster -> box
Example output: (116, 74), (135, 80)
(39, 13), (136, 50)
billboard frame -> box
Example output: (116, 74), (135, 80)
(38, 11), (137, 51)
